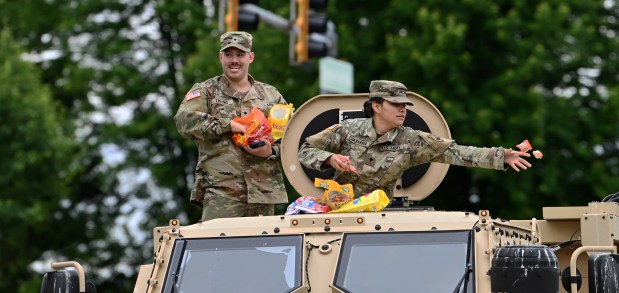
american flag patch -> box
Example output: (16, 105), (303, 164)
(185, 90), (201, 100)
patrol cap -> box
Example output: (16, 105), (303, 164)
(369, 80), (413, 106)
(220, 31), (253, 52)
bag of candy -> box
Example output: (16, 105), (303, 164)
(268, 103), (294, 140)
(285, 196), (331, 215)
(314, 178), (354, 209)
(330, 189), (390, 213)
(232, 108), (274, 147)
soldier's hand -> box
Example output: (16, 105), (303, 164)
(230, 120), (246, 133)
(328, 154), (357, 173)
(504, 148), (532, 172)
(243, 140), (272, 158)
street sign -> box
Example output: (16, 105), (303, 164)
(319, 57), (353, 94)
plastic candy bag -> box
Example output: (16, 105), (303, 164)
(330, 189), (390, 213)
(268, 104), (294, 140)
(314, 178), (354, 209)
(232, 108), (274, 147)
(285, 196), (331, 215)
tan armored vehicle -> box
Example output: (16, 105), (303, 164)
(42, 93), (619, 293)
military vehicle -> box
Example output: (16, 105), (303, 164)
(41, 92), (619, 293)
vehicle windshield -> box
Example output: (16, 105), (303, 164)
(333, 230), (474, 293)
(163, 235), (303, 293)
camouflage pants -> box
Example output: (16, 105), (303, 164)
(201, 195), (275, 222)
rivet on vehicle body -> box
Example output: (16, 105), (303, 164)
(274, 227), (280, 233)
(375, 224), (381, 230)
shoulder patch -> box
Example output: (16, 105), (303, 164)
(185, 90), (201, 101)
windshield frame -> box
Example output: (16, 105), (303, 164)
(162, 234), (304, 293)
(332, 230), (475, 293)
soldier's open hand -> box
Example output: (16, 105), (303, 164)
(504, 148), (532, 172)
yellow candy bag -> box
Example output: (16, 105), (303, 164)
(268, 104), (294, 140)
(330, 189), (390, 213)
(314, 178), (354, 209)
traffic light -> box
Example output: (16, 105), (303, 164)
(293, 0), (333, 63)
(224, 0), (259, 32)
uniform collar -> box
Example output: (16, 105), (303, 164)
(219, 74), (258, 99)
(360, 118), (398, 144)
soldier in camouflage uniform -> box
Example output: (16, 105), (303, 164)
(298, 80), (532, 199)
(174, 31), (288, 221)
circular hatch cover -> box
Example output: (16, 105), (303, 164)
(281, 92), (451, 201)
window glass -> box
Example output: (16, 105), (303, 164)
(334, 231), (473, 293)
(169, 235), (303, 293)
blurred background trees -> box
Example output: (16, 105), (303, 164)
(1, 0), (618, 291)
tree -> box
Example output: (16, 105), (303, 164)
(0, 28), (76, 292)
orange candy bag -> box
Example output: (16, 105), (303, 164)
(516, 139), (533, 152)
(232, 108), (274, 147)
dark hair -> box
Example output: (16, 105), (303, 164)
(362, 97), (384, 118)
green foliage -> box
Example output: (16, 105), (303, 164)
(1, 0), (619, 291)
(0, 28), (76, 292)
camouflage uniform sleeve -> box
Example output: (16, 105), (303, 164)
(298, 124), (346, 171)
(436, 144), (506, 170)
(173, 83), (231, 140)
(411, 131), (504, 170)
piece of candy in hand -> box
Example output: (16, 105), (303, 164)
(532, 150), (543, 159)
(516, 139), (533, 152)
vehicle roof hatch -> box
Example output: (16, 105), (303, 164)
(281, 92), (451, 201)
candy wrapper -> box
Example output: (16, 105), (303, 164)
(285, 196), (331, 215)
(268, 104), (294, 140)
(532, 150), (543, 159)
(516, 139), (544, 160)
(232, 108), (274, 147)
(516, 139), (532, 152)
(330, 189), (390, 213)
(314, 178), (354, 209)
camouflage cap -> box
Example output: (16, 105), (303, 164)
(220, 31), (253, 52)
(369, 80), (413, 106)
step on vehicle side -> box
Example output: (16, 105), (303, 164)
(42, 92), (619, 293)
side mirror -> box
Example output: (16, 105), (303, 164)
(40, 261), (96, 293)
